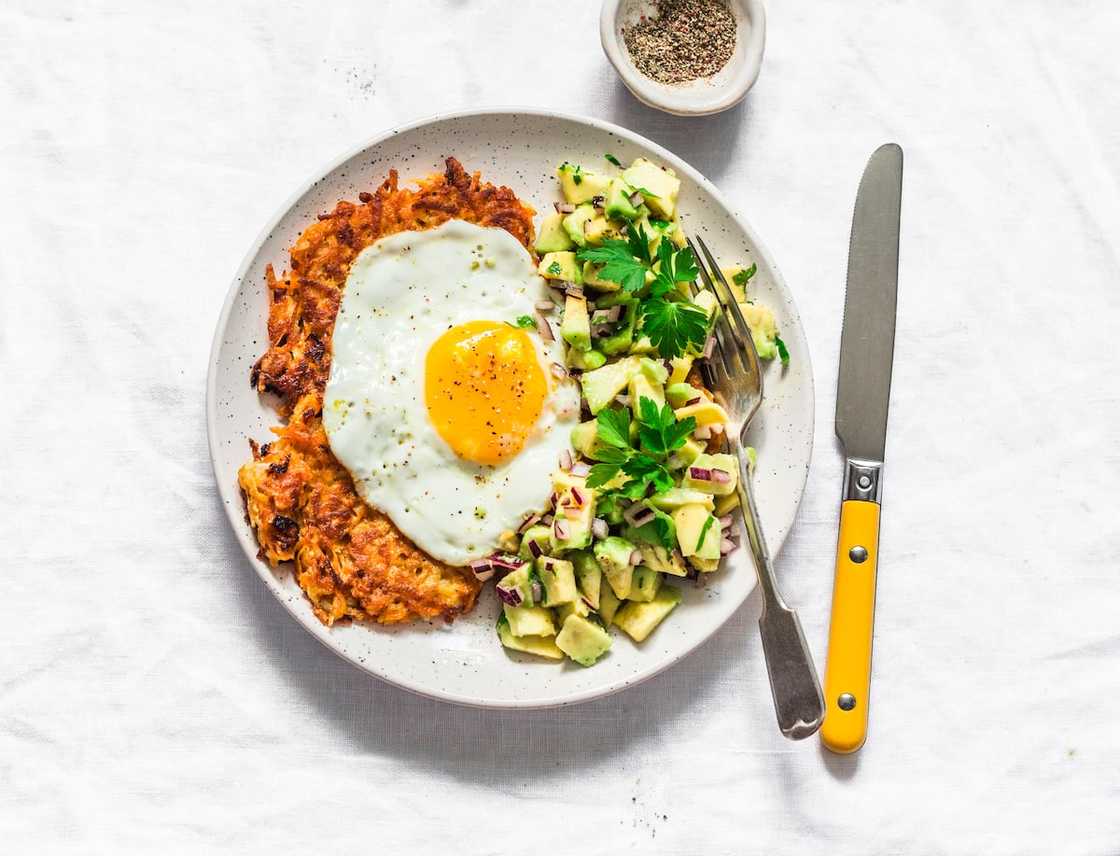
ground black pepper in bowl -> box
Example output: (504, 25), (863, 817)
(622, 0), (737, 85)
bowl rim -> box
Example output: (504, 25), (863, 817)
(599, 0), (767, 116)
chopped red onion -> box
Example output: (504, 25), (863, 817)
(553, 518), (571, 541)
(550, 363), (568, 381)
(530, 579), (544, 603)
(558, 448), (573, 471)
(555, 202), (575, 214)
(709, 422), (725, 435)
(518, 513), (541, 534)
(564, 283), (585, 298)
(535, 299), (555, 312)
(688, 466), (712, 482)
(569, 461), (591, 478)
(534, 311), (555, 342)
(702, 335), (716, 360)
(469, 559), (494, 581)
(591, 324), (615, 338)
(720, 538), (738, 556)
(623, 502), (655, 527)
(693, 425), (712, 440)
(495, 581), (523, 606)
(718, 514), (733, 529)
(628, 190), (644, 207)
(629, 548), (643, 566)
(591, 518), (609, 539)
(711, 469), (732, 484)
(591, 306), (621, 324)
(615, 393), (631, 407)
(490, 554), (527, 572)
(685, 396), (701, 407)
(528, 539), (544, 559)
(570, 486), (586, 507)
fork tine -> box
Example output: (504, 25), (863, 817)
(687, 238), (743, 376)
(695, 237), (762, 369)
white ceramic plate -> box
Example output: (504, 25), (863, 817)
(207, 109), (813, 709)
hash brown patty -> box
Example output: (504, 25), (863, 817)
(238, 158), (536, 625)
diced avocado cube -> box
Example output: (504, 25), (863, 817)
(581, 262), (620, 292)
(649, 487), (715, 512)
(682, 453), (739, 497)
(561, 295), (592, 352)
(674, 398), (730, 427)
(580, 355), (641, 414)
(571, 551), (603, 610)
(742, 303), (779, 359)
(666, 382), (703, 409)
(599, 584), (621, 626)
(584, 216), (623, 246)
(622, 158), (681, 219)
(552, 469), (587, 493)
(613, 584), (682, 642)
(628, 335), (657, 355)
(497, 615), (564, 659)
(668, 355), (694, 385)
(693, 289), (718, 321)
(558, 163), (610, 205)
(534, 212), (575, 254)
(504, 603), (557, 638)
(596, 299), (638, 356)
(562, 204), (597, 248)
(637, 356), (669, 384)
(555, 597), (591, 625)
(496, 565), (535, 605)
(628, 565), (662, 603)
(628, 372), (664, 412)
(594, 535), (637, 599)
(605, 177), (640, 221)
(518, 524), (553, 562)
(555, 614), (612, 667)
(714, 492), (740, 516)
(673, 504), (721, 560)
(570, 420), (616, 462)
(550, 486), (596, 554)
(566, 348), (607, 371)
(667, 436), (706, 471)
(538, 251), (582, 283)
(688, 555), (720, 573)
(637, 543), (688, 577)
(537, 557), (579, 606)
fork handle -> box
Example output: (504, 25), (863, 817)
(734, 459), (825, 740)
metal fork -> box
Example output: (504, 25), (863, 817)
(689, 236), (826, 740)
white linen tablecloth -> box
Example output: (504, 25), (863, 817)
(3, 1), (1119, 852)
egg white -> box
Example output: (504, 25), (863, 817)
(323, 219), (579, 566)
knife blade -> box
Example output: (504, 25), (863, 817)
(821, 143), (903, 754)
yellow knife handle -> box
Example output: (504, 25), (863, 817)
(821, 498), (881, 754)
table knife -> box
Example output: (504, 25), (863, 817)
(821, 143), (903, 754)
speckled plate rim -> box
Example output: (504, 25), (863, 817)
(207, 107), (814, 709)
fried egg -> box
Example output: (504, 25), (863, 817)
(323, 219), (579, 566)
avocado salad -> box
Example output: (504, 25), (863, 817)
(473, 154), (786, 667)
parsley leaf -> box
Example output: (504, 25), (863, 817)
(626, 222), (653, 266)
(577, 239), (647, 293)
(696, 513), (716, 552)
(640, 298), (710, 360)
(732, 263), (757, 287)
(596, 406), (631, 449)
(586, 463), (622, 489)
(775, 334), (790, 365)
(636, 397), (696, 456)
(547, 261), (561, 275)
(619, 453), (674, 498)
(649, 240), (699, 298)
(513, 315), (535, 329)
(605, 153), (622, 167)
(629, 504), (677, 549)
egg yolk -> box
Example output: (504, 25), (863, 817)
(424, 320), (548, 466)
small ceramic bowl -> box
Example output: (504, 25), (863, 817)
(600, 0), (766, 116)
